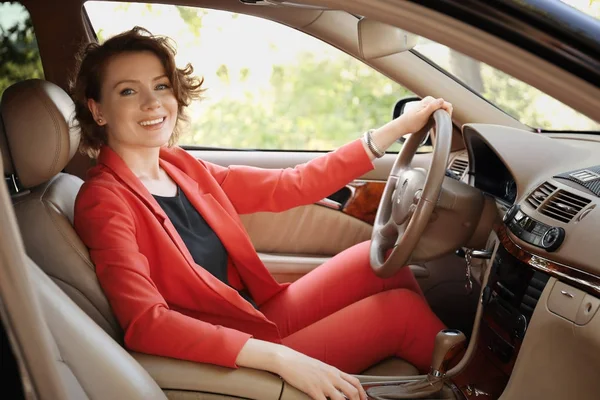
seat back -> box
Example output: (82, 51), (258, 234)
(0, 79), (122, 340)
(0, 113), (166, 399)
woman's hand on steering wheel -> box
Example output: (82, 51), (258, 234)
(364, 97), (452, 160)
(397, 96), (453, 134)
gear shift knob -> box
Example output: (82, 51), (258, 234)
(366, 329), (466, 399)
(429, 329), (466, 378)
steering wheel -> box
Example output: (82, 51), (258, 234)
(369, 110), (453, 278)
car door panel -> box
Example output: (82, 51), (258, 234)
(193, 150), (433, 278)
(240, 204), (372, 256)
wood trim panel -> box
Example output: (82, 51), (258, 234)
(342, 181), (385, 225)
(495, 223), (600, 297)
(450, 343), (508, 399)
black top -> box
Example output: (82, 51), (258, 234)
(153, 187), (256, 307)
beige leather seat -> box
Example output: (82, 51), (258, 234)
(0, 79), (417, 388)
(0, 79), (122, 340)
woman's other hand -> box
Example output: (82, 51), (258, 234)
(274, 346), (366, 400)
(235, 339), (367, 400)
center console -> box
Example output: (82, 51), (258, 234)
(362, 224), (552, 399)
(503, 205), (565, 252)
(452, 238), (551, 399)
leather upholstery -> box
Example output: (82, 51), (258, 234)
(0, 136), (166, 399)
(12, 173), (122, 339)
(0, 79), (80, 188)
(0, 79), (122, 340)
(132, 353), (299, 399)
(30, 257), (167, 399)
(240, 204), (372, 256)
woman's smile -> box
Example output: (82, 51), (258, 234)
(139, 116), (166, 129)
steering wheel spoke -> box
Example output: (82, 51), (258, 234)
(379, 218), (399, 238)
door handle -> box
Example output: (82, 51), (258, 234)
(316, 198), (343, 210)
(317, 185), (356, 210)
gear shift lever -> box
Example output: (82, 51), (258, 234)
(367, 329), (466, 399)
(429, 329), (467, 378)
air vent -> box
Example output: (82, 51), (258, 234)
(519, 271), (550, 324)
(569, 169), (600, 183)
(540, 189), (591, 223)
(448, 157), (468, 180)
(526, 182), (556, 209)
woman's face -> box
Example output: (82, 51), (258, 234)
(88, 51), (178, 152)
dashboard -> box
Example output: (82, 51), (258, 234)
(460, 124), (600, 297)
(445, 124), (600, 400)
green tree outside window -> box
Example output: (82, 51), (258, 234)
(0, 2), (44, 96)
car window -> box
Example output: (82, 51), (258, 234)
(0, 1), (44, 97)
(412, 4), (600, 133)
(84, 2), (413, 151)
(561, 0), (600, 20)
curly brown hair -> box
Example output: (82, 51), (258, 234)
(70, 26), (204, 158)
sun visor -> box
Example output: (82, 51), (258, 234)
(358, 18), (418, 59)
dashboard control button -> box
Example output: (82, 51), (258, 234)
(514, 210), (525, 221)
(506, 208), (566, 251)
(541, 227), (565, 251)
(503, 205), (519, 224)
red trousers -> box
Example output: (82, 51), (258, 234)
(259, 241), (445, 374)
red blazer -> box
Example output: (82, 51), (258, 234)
(74, 139), (373, 368)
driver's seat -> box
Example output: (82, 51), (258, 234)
(0, 79), (418, 378)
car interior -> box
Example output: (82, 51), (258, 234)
(1, 0), (600, 399)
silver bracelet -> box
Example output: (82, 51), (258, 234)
(363, 129), (385, 158)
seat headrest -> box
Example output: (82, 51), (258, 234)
(0, 79), (80, 189)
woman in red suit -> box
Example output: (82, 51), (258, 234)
(72, 27), (452, 400)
